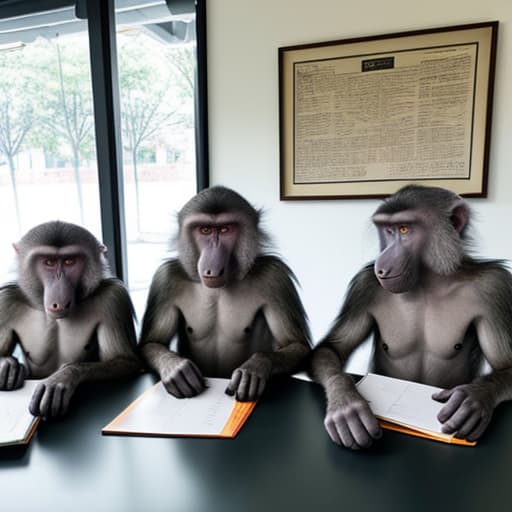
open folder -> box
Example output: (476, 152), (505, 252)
(356, 373), (476, 446)
(102, 378), (256, 439)
(0, 380), (40, 447)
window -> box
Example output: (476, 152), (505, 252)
(114, 1), (200, 312)
(0, 0), (208, 316)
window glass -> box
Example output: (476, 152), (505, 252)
(0, 8), (101, 283)
(115, 1), (197, 314)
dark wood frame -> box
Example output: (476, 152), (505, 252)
(279, 22), (498, 200)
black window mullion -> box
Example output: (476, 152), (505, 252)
(194, 0), (209, 191)
(80, 0), (128, 282)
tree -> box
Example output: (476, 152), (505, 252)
(0, 49), (35, 233)
(30, 37), (95, 224)
(118, 33), (185, 235)
(165, 44), (195, 100)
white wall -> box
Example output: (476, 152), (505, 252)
(206, 0), (512, 371)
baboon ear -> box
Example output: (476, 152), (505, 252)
(12, 243), (20, 254)
(450, 200), (469, 234)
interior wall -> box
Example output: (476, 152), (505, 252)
(206, 0), (512, 372)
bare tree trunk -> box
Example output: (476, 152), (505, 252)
(7, 155), (21, 234)
(73, 149), (85, 224)
(56, 39), (84, 225)
(132, 147), (141, 235)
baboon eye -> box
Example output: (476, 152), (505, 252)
(44, 258), (57, 267)
(399, 225), (410, 235)
(219, 226), (230, 234)
(199, 226), (212, 235)
(64, 258), (76, 266)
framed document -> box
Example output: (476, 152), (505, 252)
(279, 22), (498, 199)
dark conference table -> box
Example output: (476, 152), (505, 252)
(1, 374), (511, 512)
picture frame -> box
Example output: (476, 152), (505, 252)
(279, 21), (498, 200)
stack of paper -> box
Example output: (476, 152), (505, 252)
(102, 378), (256, 439)
(0, 380), (40, 447)
(356, 373), (476, 446)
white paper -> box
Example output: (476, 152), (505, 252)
(104, 378), (239, 436)
(0, 380), (40, 446)
(356, 373), (444, 433)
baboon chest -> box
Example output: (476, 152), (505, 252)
(371, 283), (481, 385)
(176, 284), (268, 375)
(14, 306), (98, 377)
